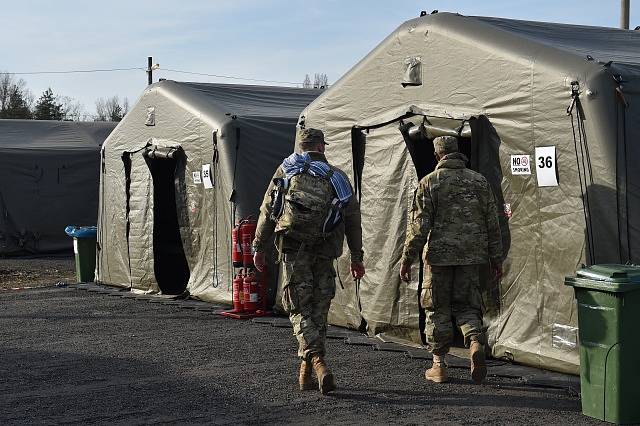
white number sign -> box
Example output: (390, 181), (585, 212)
(534, 146), (558, 187)
(202, 164), (214, 189)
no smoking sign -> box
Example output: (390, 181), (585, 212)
(511, 155), (531, 175)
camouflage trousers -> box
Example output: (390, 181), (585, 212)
(281, 251), (336, 361)
(421, 264), (485, 356)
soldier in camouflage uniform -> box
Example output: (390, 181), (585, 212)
(252, 128), (365, 395)
(400, 135), (503, 384)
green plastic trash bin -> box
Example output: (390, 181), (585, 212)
(565, 264), (640, 424)
(65, 226), (97, 283)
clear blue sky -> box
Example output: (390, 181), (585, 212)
(1, 0), (638, 117)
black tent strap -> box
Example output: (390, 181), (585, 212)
(354, 111), (468, 131)
(615, 90), (632, 263)
(622, 102), (631, 263)
(212, 131), (220, 289)
(230, 127), (241, 224)
(569, 100), (596, 265)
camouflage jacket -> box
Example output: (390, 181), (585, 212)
(252, 152), (364, 262)
(401, 152), (503, 266)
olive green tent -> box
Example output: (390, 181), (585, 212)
(0, 119), (116, 255)
(296, 12), (640, 374)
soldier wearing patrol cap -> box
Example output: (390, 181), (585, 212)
(253, 127), (365, 395)
(400, 135), (503, 385)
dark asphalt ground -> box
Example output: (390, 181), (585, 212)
(0, 286), (602, 425)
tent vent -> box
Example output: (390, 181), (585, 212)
(402, 56), (422, 87)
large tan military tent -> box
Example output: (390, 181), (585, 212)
(0, 119), (116, 255)
(296, 12), (640, 374)
(96, 82), (320, 302)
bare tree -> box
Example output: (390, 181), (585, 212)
(313, 73), (329, 89)
(95, 96), (129, 121)
(58, 96), (84, 121)
(303, 74), (311, 88)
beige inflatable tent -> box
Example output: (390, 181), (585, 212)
(96, 82), (319, 303)
(296, 12), (640, 373)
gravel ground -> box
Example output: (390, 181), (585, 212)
(0, 286), (603, 425)
(0, 257), (75, 289)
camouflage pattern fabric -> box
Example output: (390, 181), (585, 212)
(253, 151), (363, 262)
(298, 128), (328, 148)
(274, 172), (335, 246)
(281, 251), (336, 360)
(401, 152), (503, 266)
(422, 264), (485, 355)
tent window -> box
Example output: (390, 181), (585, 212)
(402, 56), (422, 87)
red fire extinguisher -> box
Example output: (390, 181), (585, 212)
(232, 270), (245, 312)
(243, 270), (259, 313)
(241, 219), (257, 268)
(231, 222), (244, 268)
(257, 266), (269, 312)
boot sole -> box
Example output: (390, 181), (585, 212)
(425, 375), (448, 383)
(471, 350), (487, 384)
(425, 370), (448, 383)
(319, 373), (336, 395)
(300, 383), (316, 391)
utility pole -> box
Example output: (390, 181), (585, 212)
(621, 0), (630, 29)
(147, 56), (153, 85)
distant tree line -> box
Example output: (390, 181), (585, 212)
(303, 73), (329, 89)
(0, 72), (128, 122)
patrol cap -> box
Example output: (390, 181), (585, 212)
(433, 135), (458, 154)
(298, 128), (328, 149)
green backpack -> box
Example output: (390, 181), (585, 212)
(272, 172), (338, 246)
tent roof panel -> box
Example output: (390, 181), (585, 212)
(475, 16), (640, 67)
(0, 119), (117, 150)
(155, 81), (322, 122)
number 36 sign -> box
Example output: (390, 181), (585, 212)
(534, 146), (558, 187)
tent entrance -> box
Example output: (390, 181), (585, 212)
(144, 148), (190, 295)
(399, 120), (475, 179)
(397, 119), (473, 346)
(352, 114), (508, 344)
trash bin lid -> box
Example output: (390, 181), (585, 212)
(64, 226), (97, 239)
(565, 264), (640, 292)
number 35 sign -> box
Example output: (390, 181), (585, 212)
(534, 146), (558, 187)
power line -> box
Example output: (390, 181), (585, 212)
(8, 67), (144, 75)
(5, 65), (304, 86)
(159, 68), (301, 86)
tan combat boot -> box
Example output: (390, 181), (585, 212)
(299, 360), (315, 391)
(470, 340), (487, 384)
(311, 355), (336, 395)
(425, 354), (448, 383)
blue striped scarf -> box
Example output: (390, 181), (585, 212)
(281, 152), (352, 202)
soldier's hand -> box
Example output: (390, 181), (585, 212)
(492, 262), (503, 280)
(254, 251), (266, 272)
(400, 262), (411, 282)
(350, 261), (365, 279)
